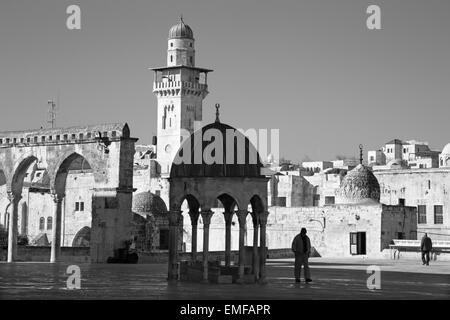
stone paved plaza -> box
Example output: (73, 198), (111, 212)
(0, 257), (449, 300)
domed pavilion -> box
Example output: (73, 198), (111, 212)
(167, 105), (270, 284)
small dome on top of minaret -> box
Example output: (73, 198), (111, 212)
(169, 16), (194, 40)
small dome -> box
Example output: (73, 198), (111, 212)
(336, 164), (380, 204)
(132, 192), (168, 214)
(442, 143), (450, 155)
(169, 17), (194, 40)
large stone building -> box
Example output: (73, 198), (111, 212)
(0, 123), (137, 262)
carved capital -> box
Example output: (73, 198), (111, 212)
(168, 210), (183, 227)
(236, 210), (248, 226)
(7, 192), (22, 204)
(51, 193), (65, 204)
(259, 211), (269, 227)
(251, 212), (259, 226)
(223, 211), (234, 226)
(200, 209), (214, 227)
(188, 210), (200, 225)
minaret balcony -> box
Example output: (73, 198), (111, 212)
(153, 81), (207, 91)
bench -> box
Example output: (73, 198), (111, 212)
(389, 239), (450, 260)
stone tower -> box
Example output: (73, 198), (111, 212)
(151, 17), (213, 176)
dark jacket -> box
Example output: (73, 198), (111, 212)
(292, 234), (311, 255)
(421, 236), (432, 251)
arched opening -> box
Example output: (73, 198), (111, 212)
(54, 153), (94, 250)
(0, 169), (7, 246)
(181, 194), (200, 253)
(7, 157), (38, 253)
(72, 226), (91, 247)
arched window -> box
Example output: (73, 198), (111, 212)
(47, 217), (53, 230)
(39, 217), (45, 231)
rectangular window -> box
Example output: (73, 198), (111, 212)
(434, 205), (443, 224)
(63, 134), (68, 141)
(397, 232), (405, 239)
(71, 134), (76, 140)
(56, 135), (60, 141)
(41, 136), (45, 142)
(79, 133), (84, 140)
(80, 202), (84, 211)
(418, 205), (427, 224)
(398, 198), (405, 206)
(277, 197), (287, 207)
(325, 196), (335, 205)
(75, 202), (80, 211)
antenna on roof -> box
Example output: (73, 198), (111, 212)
(47, 99), (57, 128)
(359, 144), (364, 165)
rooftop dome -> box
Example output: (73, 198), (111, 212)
(170, 119), (263, 179)
(442, 143), (450, 155)
(336, 164), (380, 204)
(169, 17), (194, 39)
(132, 192), (168, 214)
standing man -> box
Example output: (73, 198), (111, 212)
(421, 233), (433, 266)
(292, 227), (312, 283)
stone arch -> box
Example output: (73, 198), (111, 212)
(171, 191), (202, 211)
(50, 151), (96, 194)
(72, 226), (91, 247)
(250, 195), (265, 215)
(11, 155), (38, 195)
(217, 193), (238, 213)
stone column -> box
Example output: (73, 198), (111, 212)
(167, 210), (182, 281)
(50, 193), (64, 263)
(223, 211), (233, 267)
(201, 209), (213, 282)
(236, 209), (248, 283)
(7, 193), (21, 263)
(259, 211), (269, 284)
(252, 213), (260, 280)
(188, 210), (199, 262)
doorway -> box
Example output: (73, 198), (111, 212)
(350, 232), (366, 255)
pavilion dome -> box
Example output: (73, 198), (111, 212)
(170, 120), (264, 178)
(336, 164), (380, 204)
(169, 17), (194, 39)
(132, 191), (168, 214)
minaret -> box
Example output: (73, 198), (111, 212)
(151, 16), (213, 176)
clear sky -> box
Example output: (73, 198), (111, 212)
(0, 0), (449, 162)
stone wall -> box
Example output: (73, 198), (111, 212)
(375, 168), (450, 240)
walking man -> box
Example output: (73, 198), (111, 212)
(292, 227), (312, 283)
(421, 233), (433, 266)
